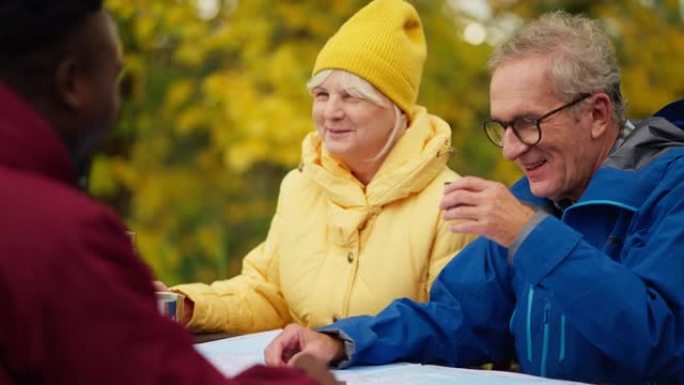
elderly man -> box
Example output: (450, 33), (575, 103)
(0, 1), (336, 384)
(264, 11), (684, 384)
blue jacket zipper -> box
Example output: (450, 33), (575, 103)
(559, 314), (566, 362)
(541, 301), (551, 377)
(526, 287), (535, 362)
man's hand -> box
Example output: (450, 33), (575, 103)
(264, 324), (345, 368)
(290, 354), (342, 385)
(441, 176), (535, 247)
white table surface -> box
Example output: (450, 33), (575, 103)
(195, 329), (586, 385)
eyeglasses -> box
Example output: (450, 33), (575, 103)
(482, 93), (591, 147)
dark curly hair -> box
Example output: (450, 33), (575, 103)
(0, 0), (103, 71)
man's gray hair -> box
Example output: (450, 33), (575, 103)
(488, 11), (626, 126)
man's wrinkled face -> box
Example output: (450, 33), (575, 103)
(490, 56), (598, 202)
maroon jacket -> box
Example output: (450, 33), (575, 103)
(0, 84), (318, 385)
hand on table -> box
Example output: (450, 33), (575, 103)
(264, 324), (345, 368)
(441, 176), (535, 247)
(290, 353), (343, 385)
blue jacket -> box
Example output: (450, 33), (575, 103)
(324, 117), (684, 384)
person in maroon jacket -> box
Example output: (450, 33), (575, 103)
(0, 1), (337, 385)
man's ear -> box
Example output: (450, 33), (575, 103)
(590, 92), (612, 139)
(53, 57), (85, 111)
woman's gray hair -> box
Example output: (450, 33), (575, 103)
(488, 11), (626, 126)
(307, 69), (407, 161)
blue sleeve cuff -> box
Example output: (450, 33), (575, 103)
(317, 327), (356, 369)
(512, 215), (582, 285)
(507, 210), (550, 263)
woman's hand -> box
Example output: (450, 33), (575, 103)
(152, 281), (194, 326)
(152, 280), (169, 292)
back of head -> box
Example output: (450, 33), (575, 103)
(312, 0), (426, 118)
(0, 0), (103, 86)
(489, 11), (625, 127)
(0, 0), (118, 183)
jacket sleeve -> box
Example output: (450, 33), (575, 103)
(232, 365), (320, 385)
(513, 175), (684, 379)
(3, 208), (316, 385)
(321, 237), (516, 368)
(173, 189), (291, 334)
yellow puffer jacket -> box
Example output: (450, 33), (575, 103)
(173, 106), (474, 333)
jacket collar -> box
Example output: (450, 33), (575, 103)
(604, 116), (684, 171)
(0, 83), (76, 185)
(512, 166), (656, 215)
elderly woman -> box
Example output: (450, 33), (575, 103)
(170, 0), (472, 334)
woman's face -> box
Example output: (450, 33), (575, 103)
(311, 71), (396, 165)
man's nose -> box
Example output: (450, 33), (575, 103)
(501, 127), (530, 160)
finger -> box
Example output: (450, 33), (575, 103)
(152, 280), (170, 292)
(263, 340), (285, 366)
(449, 220), (485, 236)
(442, 204), (481, 222)
(440, 188), (481, 210)
(443, 176), (489, 194)
(282, 343), (302, 365)
(289, 352), (318, 369)
(288, 350), (327, 368)
(268, 324), (310, 366)
(264, 333), (294, 366)
(290, 353), (340, 385)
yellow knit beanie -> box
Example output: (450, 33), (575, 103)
(312, 0), (426, 116)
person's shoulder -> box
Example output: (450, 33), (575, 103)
(422, 166), (458, 191)
(653, 146), (684, 182)
(279, 166), (320, 194)
(439, 166), (460, 181)
(0, 166), (140, 289)
(410, 166), (459, 201)
(281, 166), (305, 184)
(263, 166), (325, 213)
(658, 145), (684, 163)
(0, 166), (123, 237)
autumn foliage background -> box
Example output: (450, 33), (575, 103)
(96, 0), (684, 285)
